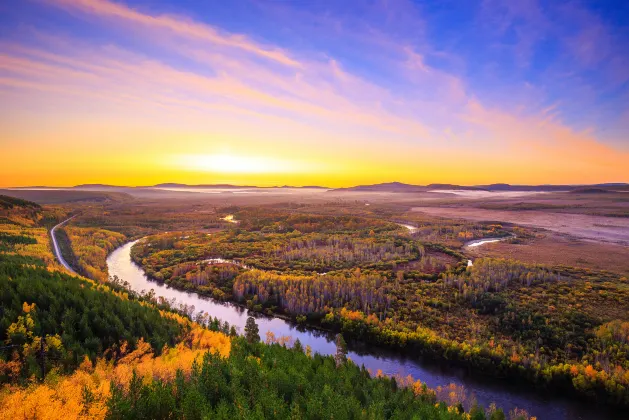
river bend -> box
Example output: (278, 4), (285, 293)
(107, 240), (609, 420)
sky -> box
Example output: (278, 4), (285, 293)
(0, 0), (628, 187)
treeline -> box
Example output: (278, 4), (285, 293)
(234, 269), (391, 317)
(0, 199), (552, 418)
(443, 259), (560, 300)
(322, 304), (629, 407)
(265, 234), (421, 266)
(0, 233), (37, 254)
(0, 194), (68, 230)
(0, 261), (185, 383)
(229, 257), (629, 407)
(231, 208), (400, 233)
(0, 205), (528, 420)
(0, 195), (41, 227)
(72, 201), (224, 238)
(0, 195), (41, 210)
(62, 226), (126, 282)
(0, 232), (37, 246)
(316, 258), (629, 407)
(596, 320), (629, 345)
(133, 230), (425, 276)
(0, 219), (58, 268)
(166, 262), (241, 301)
(403, 219), (515, 247)
(0, 321), (529, 420)
(129, 211), (629, 407)
(104, 337), (524, 420)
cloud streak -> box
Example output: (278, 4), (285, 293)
(41, 0), (302, 67)
(0, 0), (627, 186)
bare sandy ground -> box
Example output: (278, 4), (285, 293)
(412, 207), (629, 245)
(467, 233), (629, 275)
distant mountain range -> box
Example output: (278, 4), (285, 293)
(153, 183), (255, 189)
(330, 182), (426, 193)
(330, 182), (485, 193)
(329, 182), (629, 193)
(9, 182), (629, 193)
(13, 183), (327, 190)
(152, 183), (328, 190)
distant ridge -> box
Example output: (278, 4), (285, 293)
(7, 182), (628, 194)
(154, 183), (328, 190)
(330, 182), (427, 193)
(276, 185), (327, 189)
(74, 184), (129, 189)
(0, 194), (41, 209)
(427, 184), (485, 191)
(154, 183), (255, 189)
(481, 183), (629, 192)
(329, 182), (629, 193)
(11, 183), (329, 190)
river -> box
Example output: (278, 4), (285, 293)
(463, 236), (514, 267)
(107, 240), (613, 420)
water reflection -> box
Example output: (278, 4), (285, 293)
(107, 240), (616, 420)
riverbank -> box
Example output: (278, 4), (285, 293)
(109, 239), (626, 419)
(463, 235), (515, 266)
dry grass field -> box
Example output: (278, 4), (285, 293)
(466, 232), (629, 276)
(411, 205), (629, 245)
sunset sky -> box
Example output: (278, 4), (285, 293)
(1, 0), (628, 187)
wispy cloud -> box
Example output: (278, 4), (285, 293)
(41, 0), (302, 67)
(0, 0), (627, 186)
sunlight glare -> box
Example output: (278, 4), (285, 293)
(177, 154), (298, 174)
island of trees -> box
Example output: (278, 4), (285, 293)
(0, 195), (538, 419)
(129, 207), (629, 407)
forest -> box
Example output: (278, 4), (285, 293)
(132, 230), (424, 276)
(233, 269), (391, 316)
(0, 261), (185, 382)
(59, 226), (127, 282)
(227, 208), (400, 234)
(100, 336), (520, 420)
(130, 206), (629, 407)
(0, 198), (64, 268)
(0, 198), (534, 419)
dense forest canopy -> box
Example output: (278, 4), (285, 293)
(60, 226), (127, 282)
(0, 262), (185, 381)
(130, 207), (629, 407)
(0, 195), (41, 210)
(1, 196), (627, 418)
(0, 198), (538, 419)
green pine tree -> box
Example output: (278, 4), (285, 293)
(244, 316), (260, 344)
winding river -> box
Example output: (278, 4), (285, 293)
(107, 240), (613, 420)
(463, 236), (514, 267)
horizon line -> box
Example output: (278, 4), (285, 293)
(3, 181), (629, 190)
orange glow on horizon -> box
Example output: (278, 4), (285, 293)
(0, 0), (627, 188)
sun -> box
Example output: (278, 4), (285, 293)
(176, 154), (297, 174)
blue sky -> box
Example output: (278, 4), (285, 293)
(124, 0), (629, 142)
(0, 0), (627, 186)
